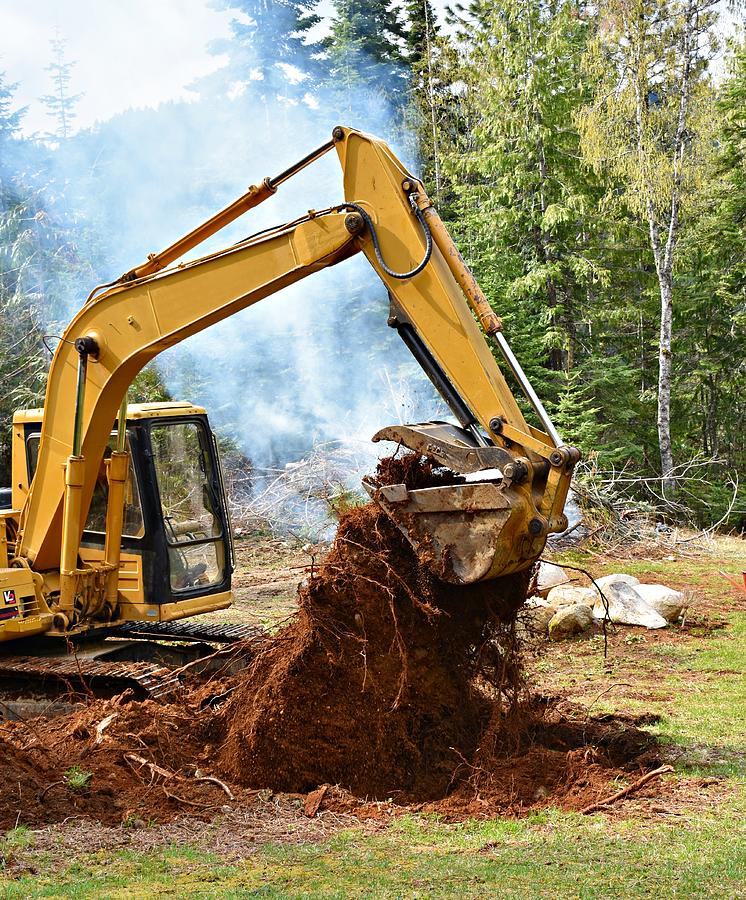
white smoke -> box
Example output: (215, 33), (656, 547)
(15, 10), (450, 530)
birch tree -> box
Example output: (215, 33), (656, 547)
(576, 0), (717, 493)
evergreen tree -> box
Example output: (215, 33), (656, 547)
(576, 0), (719, 492)
(207, 0), (325, 106)
(402, 0), (444, 196)
(324, 0), (408, 103)
(444, 1), (604, 364)
(434, 0), (634, 440)
(674, 42), (746, 525)
(40, 35), (83, 140)
(0, 79), (45, 482)
(0, 72), (26, 145)
(403, 0), (438, 66)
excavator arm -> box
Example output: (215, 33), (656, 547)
(12, 126), (578, 625)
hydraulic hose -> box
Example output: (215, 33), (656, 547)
(344, 194), (433, 280)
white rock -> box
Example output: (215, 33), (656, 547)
(592, 582), (667, 629)
(633, 584), (687, 622)
(595, 573), (641, 591)
(534, 562), (570, 598)
(546, 584), (597, 609)
(549, 604), (594, 641)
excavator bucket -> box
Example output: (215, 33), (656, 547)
(363, 423), (551, 585)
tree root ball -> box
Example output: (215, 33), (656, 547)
(219, 492), (531, 800)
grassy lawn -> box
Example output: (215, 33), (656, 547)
(2, 802), (745, 898)
(1, 539), (743, 898)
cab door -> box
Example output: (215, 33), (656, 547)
(147, 417), (232, 598)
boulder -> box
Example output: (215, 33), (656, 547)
(634, 584), (687, 622)
(595, 573), (641, 591)
(549, 604), (594, 641)
(534, 562), (569, 598)
(592, 581), (667, 629)
(546, 584), (597, 609)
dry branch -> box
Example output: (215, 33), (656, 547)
(580, 765), (674, 814)
(94, 713), (117, 745)
(194, 773), (235, 800)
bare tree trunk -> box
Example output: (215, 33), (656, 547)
(656, 269), (675, 488)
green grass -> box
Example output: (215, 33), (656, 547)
(547, 544), (746, 777)
(531, 611), (746, 777)
(2, 805), (745, 898)
(63, 766), (93, 792)
(643, 613), (746, 776)
(2, 827), (34, 852)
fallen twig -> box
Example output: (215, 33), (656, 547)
(37, 779), (65, 801)
(124, 752), (236, 801)
(580, 765), (674, 814)
(124, 752), (175, 782)
(168, 645), (236, 678)
(94, 713), (118, 745)
(194, 774), (235, 800)
(162, 787), (222, 809)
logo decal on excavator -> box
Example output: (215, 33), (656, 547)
(0, 590), (19, 619)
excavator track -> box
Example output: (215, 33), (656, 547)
(105, 621), (262, 644)
(0, 656), (180, 700)
(0, 623), (265, 713)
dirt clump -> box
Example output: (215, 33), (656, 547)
(0, 686), (241, 830)
(368, 451), (463, 491)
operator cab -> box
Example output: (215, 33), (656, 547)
(13, 402), (234, 621)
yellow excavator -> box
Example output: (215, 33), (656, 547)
(0, 126), (578, 694)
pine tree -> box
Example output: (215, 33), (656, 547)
(324, 0), (408, 103)
(0, 72), (26, 146)
(445, 1), (606, 368)
(207, 0), (325, 106)
(0, 79), (45, 482)
(549, 371), (605, 457)
(39, 35), (83, 140)
(674, 42), (746, 526)
(433, 0), (624, 437)
(402, 0), (438, 66)
(402, 0), (443, 196)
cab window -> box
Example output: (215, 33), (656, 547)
(149, 421), (225, 592)
(26, 433), (144, 538)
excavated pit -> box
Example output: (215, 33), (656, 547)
(0, 454), (663, 828)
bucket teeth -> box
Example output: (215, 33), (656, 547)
(372, 422), (513, 475)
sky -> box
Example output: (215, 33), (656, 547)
(0, 0), (450, 137)
(0, 0), (235, 135)
(0, 0), (740, 138)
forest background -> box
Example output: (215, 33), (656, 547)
(0, 0), (744, 531)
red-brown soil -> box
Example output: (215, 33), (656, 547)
(0, 455), (664, 828)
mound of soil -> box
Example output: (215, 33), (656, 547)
(0, 455), (666, 828)
(0, 689), (235, 829)
(218, 501), (529, 799)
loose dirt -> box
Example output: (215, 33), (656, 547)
(0, 455), (667, 829)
